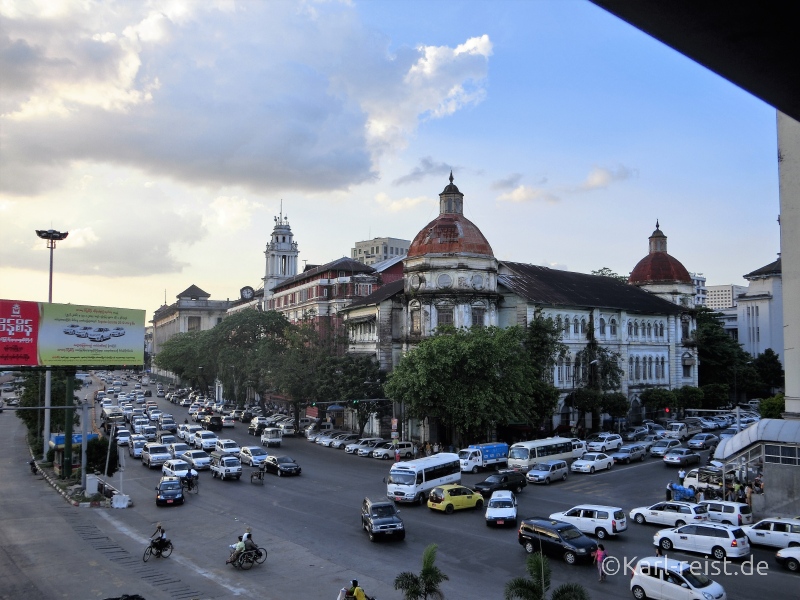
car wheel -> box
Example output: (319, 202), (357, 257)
(639, 454), (645, 462)
(475, 499), (484, 510)
(722, 520), (733, 525)
(712, 546), (726, 560)
(277, 469), (283, 477)
(444, 504), (454, 514)
(544, 477), (550, 485)
(631, 585), (647, 600)
(514, 484), (524, 494)
(675, 520), (686, 527)
(563, 551), (576, 564)
(524, 541), (535, 554)
(606, 462), (612, 470)
(789, 542), (800, 548)
(660, 538), (673, 551)
(562, 473), (568, 481)
(634, 513), (646, 524)
(471, 466), (478, 474)
(589, 467), (595, 474)
(382, 454), (390, 460)
(596, 528), (607, 539)
(601, 446), (606, 452)
(405, 452), (412, 458)
(368, 530), (376, 542)
(786, 558), (800, 572)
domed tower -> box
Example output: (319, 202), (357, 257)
(404, 173), (499, 337)
(263, 206), (299, 304)
(629, 221), (693, 306)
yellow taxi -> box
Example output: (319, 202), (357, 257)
(427, 484), (484, 514)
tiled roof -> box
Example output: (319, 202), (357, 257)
(499, 262), (682, 314)
(272, 257), (374, 291)
(743, 257), (781, 279)
(629, 253), (692, 285)
(177, 284), (210, 299)
(341, 279), (404, 311)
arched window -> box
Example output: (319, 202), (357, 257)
(648, 357), (653, 379)
(635, 357), (641, 379)
(659, 323), (664, 337)
(564, 317), (570, 336)
(629, 359), (634, 380)
(557, 358), (564, 384)
(646, 322), (652, 337)
(599, 318), (606, 335)
(661, 357), (666, 379)
(573, 318), (579, 334)
(610, 319), (617, 335)
(580, 318), (586, 334)
(643, 356), (648, 380)
(628, 321), (633, 336)
(556, 316), (562, 331)
(565, 359), (572, 383)
(634, 322), (639, 336)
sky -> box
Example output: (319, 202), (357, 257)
(0, 0), (781, 320)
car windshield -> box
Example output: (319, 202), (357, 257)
(489, 500), (514, 508)
(484, 475), (502, 483)
(508, 447), (530, 460)
(530, 463), (549, 471)
(388, 472), (416, 486)
(560, 527), (583, 541)
(249, 448), (267, 456)
(276, 456), (294, 464)
(653, 441), (669, 447)
(582, 454), (599, 461)
(679, 567), (712, 588)
(160, 481), (181, 490)
(373, 506), (397, 517)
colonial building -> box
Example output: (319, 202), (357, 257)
(341, 175), (698, 436)
(738, 257), (783, 364)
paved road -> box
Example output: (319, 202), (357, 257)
(2, 375), (798, 599)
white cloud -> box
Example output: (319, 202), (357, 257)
(576, 165), (636, 192)
(496, 185), (560, 204)
(204, 195), (263, 231)
(66, 227), (99, 248)
(375, 192), (434, 213)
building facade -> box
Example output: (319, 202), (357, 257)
(690, 272), (707, 306)
(351, 237), (411, 265)
(738, 257), (784, 364)
(706, 284), (748, 310)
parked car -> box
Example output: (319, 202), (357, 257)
(262, 455), (301, 476)
(345, 437), (384, 455)
(687, 433), (719, 450)
(570, 452), (613, 474)
(329, 433), (360, 449)
(525, 460), (569, 485)
(621, 426), (648, 442)
(649, 439), (682, 457)
(586, 433), (623, 452)
(239, 446), (269, 467)
(517, 517), (598, 564)
(361, 497), (405, 541)
(181, 449), (211, 470)
(663, 448), (702, 467)
(372, 441), (413, 460)
(357, 440), (390, 457)
(699, 500), (754, 526)
(485, 491), (518, 527)
(742, 517), (800, 548)
(549, 505), (627, 539)
(427, 484), (483, 513)
(609, 444), (646, 464)
(629, 501), (709, 527)
(629, 556), (727, 600)
(472, 469), (527, 496)
(654, 522), (751, 559)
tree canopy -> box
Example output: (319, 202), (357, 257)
(590, 267), (628, 283)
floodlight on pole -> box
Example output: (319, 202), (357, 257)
(35, 228), (68, 462)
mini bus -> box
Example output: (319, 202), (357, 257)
(386, 453), (461, 504)
(507, 437), (584, 472)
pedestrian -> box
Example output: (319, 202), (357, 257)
(677, 468), (686, 485)
(412, 443), (419, 459)
(745, 482), (753, 508)
(655, 545), (662, 557)
(394, 447), (400, 462)
(666, 481), (673, 501)
(696, 489), (704, 503)
(593, 544), (607, 581)
(433, 442), (439, 454)
(425, 442), (431, 456)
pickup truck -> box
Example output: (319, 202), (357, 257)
(663, 421), (702, 442)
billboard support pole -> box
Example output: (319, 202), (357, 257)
(81, 397), (88, 490)
(63, 369), (74, 479)
(43, 371), (51, 461)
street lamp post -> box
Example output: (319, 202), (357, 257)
(35, 229), (68, 462)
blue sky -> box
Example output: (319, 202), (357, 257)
(0, 0), (779, 315)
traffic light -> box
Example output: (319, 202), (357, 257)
(665, 407), (670, 414)
(311, 401), (316, 407)
(353, 399), (359, 405)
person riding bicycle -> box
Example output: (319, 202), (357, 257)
(183, 467), (197, 491)
(151, 523), (167, 553)
(345, 579), (368, 600)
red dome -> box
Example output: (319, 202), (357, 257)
(629, 253), (691, 284)
(407, 213), (494, 258)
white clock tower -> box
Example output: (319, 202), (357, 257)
(263, 206), (299, 305)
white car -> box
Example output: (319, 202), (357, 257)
(630, 557), (727, 600)
(345, 438), (384, 455)
(88, 327), (112, 342)
(329, 433), (360, 449)
(178, 424), (202, 441)
(115, 429), (131, 446)
(586, 433), (622, 452)
(654, 522), (750, 559)
(742, 517), (800, 548)
(162, 459), (191, 478)
(167, 442), (191, 458)
(630, 501), (709, 527)
(181, 449), (211, 470)
(215, 439), (241, 457)
(129, 438), (146, 458)
(650, 438), (682, 457)
(240, 446), (269, 467)
(549, 505), (627, 539)
(485, 491), (517, 527)
(193, 430), (218, 450)
(221, 415), (235, 428)
(357, 440), (389, 457)
(570, 452), (613, 474)
(776, 546), (800, 572)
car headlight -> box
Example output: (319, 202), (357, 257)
(702, 593), (714, 600)
(576, 548), (587, 554)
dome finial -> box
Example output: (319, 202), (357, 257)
(449, 170), (454, 185)
(655, 219), (660, 230)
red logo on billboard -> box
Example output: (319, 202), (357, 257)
(0, 300), (40, 366)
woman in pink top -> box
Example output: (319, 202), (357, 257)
(593, 544), (607, 581)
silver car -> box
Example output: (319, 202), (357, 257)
(610, 444), (646, 464)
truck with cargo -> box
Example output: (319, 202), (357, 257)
(458, 442), (509, 473)
(663, 421), (702, 442)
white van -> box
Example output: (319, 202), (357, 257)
(549, 504), (627, 539)
(699, 500), (753, 526)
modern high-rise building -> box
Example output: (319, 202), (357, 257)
(351, 237), (410, 265)
(690, 272), (707, 306)
(706, 284), (748, 310)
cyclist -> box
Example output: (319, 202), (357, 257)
(151, 523), (167, 554)
(183, 467), (198, 491)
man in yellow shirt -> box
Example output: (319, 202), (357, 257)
(347, 579), (367, 600)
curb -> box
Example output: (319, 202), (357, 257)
(30, 451), (130, 509)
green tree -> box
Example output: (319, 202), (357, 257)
(700, 383), (730, 410)
(600, 392), (630, 422)
(695, 307), (752, 398)
(751, 349), (785, 396)
(639, 387), (676, 419)
(591, 267), (628, 283)
(525, 311), (567, 378)
(324, 354), (391, 437)
(385, 326), (559, 445)
(153, 330), (208, 387)
(504, 552), (590, 600)
(394, 543), (449, 600)
(85, 436), (118, 476)
(759, 394), (784, 419)
(674, 386), (704, 415)
(16, 371), (81, 444)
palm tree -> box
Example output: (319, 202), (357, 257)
(394, 543), (449, 600)
(505, 552), (590, 600)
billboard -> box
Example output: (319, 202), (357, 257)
(1, 299), (145, 367)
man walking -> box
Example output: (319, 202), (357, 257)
(678, 468), (686, 486)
